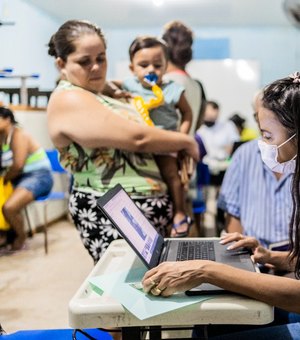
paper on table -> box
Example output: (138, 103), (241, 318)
(89, 267), (214, 320)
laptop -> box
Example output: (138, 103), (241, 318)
(97, 184), (257, 295)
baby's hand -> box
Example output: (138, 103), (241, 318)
(179, 156), (194, 189)
(112, 89), (132, 101)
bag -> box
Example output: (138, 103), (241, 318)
(0, 177), (13, 230)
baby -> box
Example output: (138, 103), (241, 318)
(110, 36), (194, 237)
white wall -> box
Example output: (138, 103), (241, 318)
(0, 0), (60, 91)
(187, 60), (260, 128)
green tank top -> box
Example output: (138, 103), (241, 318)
(56, 80), (166, 196)
(1, 127), (50, 174)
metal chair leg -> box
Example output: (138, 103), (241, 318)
(24, 207), (33, 238)
(43, 203), (48, 254)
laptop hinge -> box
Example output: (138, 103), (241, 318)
(159, 240), (170, 263)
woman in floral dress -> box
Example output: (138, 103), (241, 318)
(47, 20), (199, 263)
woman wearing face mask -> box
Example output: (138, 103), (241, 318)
(196, 100), (240, 191)
(142, 72), (300, 339)
(258, 134), (296, 174)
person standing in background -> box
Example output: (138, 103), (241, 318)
(196, 100), (240, 185)
(162, 20), (205, 135)
(162, 21), (207, 237)
(230, 112), (259, 142)
(196, 100), (240, 235)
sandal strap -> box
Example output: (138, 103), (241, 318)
(172, 216), (192, 230)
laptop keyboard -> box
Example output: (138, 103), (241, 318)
(176, 241), (216, 261)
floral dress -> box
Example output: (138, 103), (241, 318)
(56, 81), (173, 262)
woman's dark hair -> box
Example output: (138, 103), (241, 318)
(230, 113), (246, 130)
(48, 20), (106, 61)
(129, 36), (168, 62)
(161, 20), (193, 69)
(0, 106), (17, 124)
(205, 100), (219, 110)
(262, 71), (300, 277)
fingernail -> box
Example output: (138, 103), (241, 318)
(219, 240), (225, 244)
(227, 245), (233, 250)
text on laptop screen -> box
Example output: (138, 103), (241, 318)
(102, 189), (159, 264)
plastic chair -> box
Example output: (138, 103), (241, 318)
(24, 149), (69, 254)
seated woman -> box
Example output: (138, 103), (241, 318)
(142, 72), (300, 339)
(0, 106), (53, 251)
(46, 20), (199, 264)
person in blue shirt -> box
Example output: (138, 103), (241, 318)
(218, 91), (292, 251)
(218, 139), (292, 249)
(110, 36), (194, 238)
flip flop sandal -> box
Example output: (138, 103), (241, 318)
(172, 216), (192, 238)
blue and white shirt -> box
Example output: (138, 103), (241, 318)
(218, 139), (292, 248)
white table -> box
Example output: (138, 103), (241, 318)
(69, 239), (273, 339)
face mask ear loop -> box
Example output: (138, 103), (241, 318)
(278, 133), (296, 148)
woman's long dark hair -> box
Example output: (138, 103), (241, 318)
(0, 106), (17, 124)
(262, 72), (300, 277)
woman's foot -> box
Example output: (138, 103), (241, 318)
(171, 215), (192, 237)
(0, 231), (8, 247)
(11, 233), (26, 251)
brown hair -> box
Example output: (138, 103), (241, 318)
(48, 20), (106, 61)
(129, 35), (168, 62)
(162, 20), (193, 69)
(0, 106), (17, 124)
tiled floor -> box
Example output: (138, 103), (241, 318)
(0, 192), (218, 337)
(0, 219), (93, 334)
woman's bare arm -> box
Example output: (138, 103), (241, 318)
(4, 129), (29, 181)
(47, 88), (199, 161)
(206, 262), (300, 313)
(142, 260), (300, 313)
(177, 93), (192, 134)
(225, 214), (243, 233)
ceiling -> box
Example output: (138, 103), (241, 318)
(24, 0), (292, 29)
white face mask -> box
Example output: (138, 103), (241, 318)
(257, 134), (297, 174)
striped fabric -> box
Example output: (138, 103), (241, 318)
(218, 139), (292, 248)
(23, 148), (51, 173)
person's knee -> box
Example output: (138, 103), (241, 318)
(2, 201), (20, 219)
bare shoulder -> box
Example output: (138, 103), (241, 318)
(10, 127), (30, 150)
(47, 88), (106, 148)
(49, 88), (100, 109)
(13, 126), (27, 140)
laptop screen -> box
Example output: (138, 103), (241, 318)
(98, 185), (162, 267)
